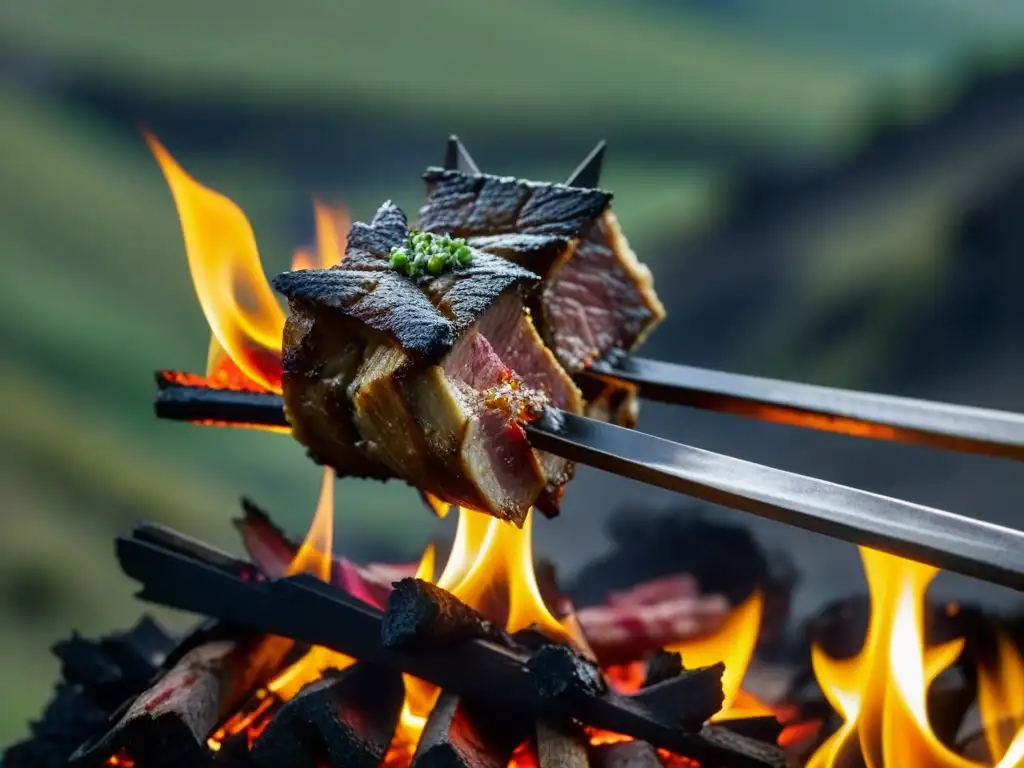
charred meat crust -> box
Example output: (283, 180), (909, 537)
(273, 201), (541, 362)
(274, 201), (581, 524)
(420, 169), (611, 238)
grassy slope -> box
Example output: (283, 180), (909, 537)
(0, 0), (876, 157)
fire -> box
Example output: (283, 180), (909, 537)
(392, 507), (585, 754)
(807, 547), (1024, 768)
(148, 134), (349, 395)
(668, 590), (768, 720)
(150, 135), (1024, 766)
(266, 468), (355, 700)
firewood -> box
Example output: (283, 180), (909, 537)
(716, 716), (783, 745)
(526, 644), (608, 703)
(412, 693), (528, 768)
(535, 719), (590, 768)
(69, 638), (261, 768)
(382, 578), (511, 650)
(642, 651), (683, 689)
(118, 524), (787, 768)
(630, 663), (725, 729)
(589, 740), (661, 767)
(250, 663), (404, 768)
(235, 498), (405, 609)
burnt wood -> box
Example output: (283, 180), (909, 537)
(535, 719), (590, 768)
(250, 663), (404, 768)
(69, 639), (248, 768)
(155, 375), (290, 428)
(411, 693), (527, 768)
(116, 524), (785, 768)
(589, 740), (661, 767)
(527, 644), (608, 702)
(382, 578), (511, 650)
(642, 651), (684, 689)
(630, 662), (726, 729)
(717, 716), (784, 745)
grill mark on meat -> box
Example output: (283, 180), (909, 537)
(274, 268), (455, 361)
(543, 212), (664, 370)
(420, 169), (611, 238)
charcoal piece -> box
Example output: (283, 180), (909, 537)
(382, 578), (509, 649)
(69, 639), (254, 768)
(412, 693), (528, 768)
(2, 684), (111, 768)
(250, 664), (403, 768)
(642, 651), (684, 689)
(5, 620), (178, 768)
(573, 508), (777, 609)
(716, 716), (783, 745)
(589, 740), (661, 767)
(630, 663), (725, 729)
(54, 616), (175, 709)
(118, 527), (786, 767)
(527, 644), (607, 702)
(699, 725), (787, 768)
(535, 719), (590, 768)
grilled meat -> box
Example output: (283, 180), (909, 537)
(274, 202), (582, 525)
(419, 168), (665, 375)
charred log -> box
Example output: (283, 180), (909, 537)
(589, 740), (661, 767)
(716, 716), (784, 746)
(526, 644), (608, 703)
(250, 664), (404, 768)
(642, 651), (684, 689)
(117, 524), (786, 767)
(4, 619), (177, 768)
(630, 663), (725, 729)
(382, 578), (511, 650)
(411, 693), (528, 768)
(535, 719), (590, 768)
(69, 638), (262, 768)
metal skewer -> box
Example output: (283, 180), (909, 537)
(526, 409), (1024, 592)
(152, 374), (1024, 593)
(587, 356), (1024, 461)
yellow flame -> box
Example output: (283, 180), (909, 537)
(668, 591), (767, 720)
(146, 133), (284, 392)
(807, 546), (1024, 768)
(268, 469), (354, 698)
(292, 199), (349, 271)
(979, 631), (1024, 761)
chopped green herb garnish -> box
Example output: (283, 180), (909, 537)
(390, 229), (472, 277)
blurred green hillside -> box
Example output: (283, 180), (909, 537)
(3, 0), (1024, 748)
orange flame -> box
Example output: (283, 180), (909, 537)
(148, 134), (349, 394)
(668, 591), (770, 720)
(147, 133), (285, 392)
(393, 507), (582, 752)
(265, 469), (355, 699)
(807, 547), (1024, 768)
